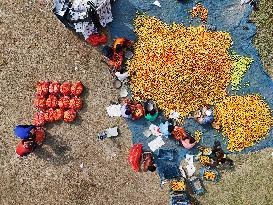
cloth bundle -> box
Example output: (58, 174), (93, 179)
(53, 0), (113, 39)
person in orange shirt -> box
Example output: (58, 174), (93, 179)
(113, 38), (133, 50)
(172, 126), (196, 149)
(103, 38), (134, 72)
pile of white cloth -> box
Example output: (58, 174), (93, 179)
(54, 0), (113, 39)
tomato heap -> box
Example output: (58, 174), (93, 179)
(34, 81), (84, 125)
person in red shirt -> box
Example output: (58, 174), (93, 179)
(131, 103), (145, 120)
(14, 125), (45, 157)
(16, 139), (35, 157)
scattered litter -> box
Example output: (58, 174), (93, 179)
(115, 71), (129, 82)
(98, 127), (119, 140)
(153, 0), (161, 7)
(188, 176), (205, 196)
(120, 103), (132, 118)
(179, 154), (196, 178)
(106, 104), (122, 117)
(241, 0), (252, 5)
(159, 121), (171, 137)
(113, 79), (122, 89)
(206, 24), (217, 31)
(143, 129), (152, 137)
(119, 86), (128, 98)
(149, 124), (162, 137)
(148, 136), (165, 152)
(169, 111), (180, 120)
(98, 131), (108, 140)
(185, 154), (196, 177)
(179, 165), (187, 178)
(80, 163), (84, 169)
(106, 126), (119, 138)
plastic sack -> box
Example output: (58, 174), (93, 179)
(63, 109), (76, 122)
(128, 144), (143, 172)
(49, 81), (60, 95)
(44, 108), (55, 122)
(34, 111), (46, 126)
(60, 82), (71, 95)
(69, 96), (82, 110)
(71, 81), (84, 96)
(58, 96), (70, 109)
(46, 95), (58, 109)
(34, 127), (46, 144)
(34, 96), (47, 109)
(36, 81), (49, 96)
(53, 108), (64, 121)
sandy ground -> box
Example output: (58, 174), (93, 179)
(0, 1), (272, 205)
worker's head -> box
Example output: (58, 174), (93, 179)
(28, 132), (36, 140)
(125, 109), (132, 116)
(149, 109), (156, 116)
(189, 136), (196, 144)
(146, 101), (154, 111)
(168, 124), (174, 133)
(148, 165), (156, 172)
(115, 44), (123, 53)
(214, 141), (222, 149)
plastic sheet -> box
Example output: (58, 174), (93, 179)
(108, 0), (273, 182)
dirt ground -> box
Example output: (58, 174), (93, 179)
(0, 1), (272, 205)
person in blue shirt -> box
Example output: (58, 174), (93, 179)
(14, 125), (46, 157)
(14, 125), (36, 140)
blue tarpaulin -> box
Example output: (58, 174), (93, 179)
(107, 0), (273, 179)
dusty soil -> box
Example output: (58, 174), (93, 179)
(0, 1), (272, 205)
